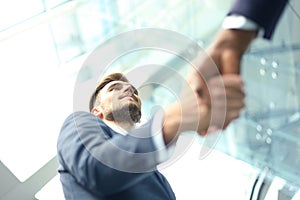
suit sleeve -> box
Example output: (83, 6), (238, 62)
(57, 111), (162, 197)
(227, 0), (288, 39)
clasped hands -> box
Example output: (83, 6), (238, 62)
(187, 67), (245, 135)
(162, 69), (245, 144)
(162, 29), (256, 144)
(163, 49), (246, 144)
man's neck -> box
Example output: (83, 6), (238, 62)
(102, 119), (134, 132)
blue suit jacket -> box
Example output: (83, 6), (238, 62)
(228, 0), (288, 39)
(57, 111), (176, 200)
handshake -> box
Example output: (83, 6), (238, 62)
(162, 52), (245, 145)
(161, 29), (255, 145)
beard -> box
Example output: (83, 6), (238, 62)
(104, 102), (141, 123)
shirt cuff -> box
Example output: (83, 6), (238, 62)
(151, 108), (176, 163)
(222, 15), (264, 37)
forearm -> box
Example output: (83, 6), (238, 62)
(211, 29), (257, 58)
(208, 29), (257, 74)
(162, 100), (209, 144)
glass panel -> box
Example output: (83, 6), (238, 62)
(49, 12), (85, 63)
(0, 0), (44, 31)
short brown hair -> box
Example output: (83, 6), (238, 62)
(89, 73), (129, 111)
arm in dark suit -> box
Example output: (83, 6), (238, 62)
(227, 0), (288, 39)
(57, 111), (163, 197)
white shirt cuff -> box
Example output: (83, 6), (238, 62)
(151, 108), (176, 163)
(222, 15), (264, 37)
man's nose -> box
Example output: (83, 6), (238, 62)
(123, 84), (134, 95)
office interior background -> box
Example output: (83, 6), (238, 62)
(0, 0), (299, 199)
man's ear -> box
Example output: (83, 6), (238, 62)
(91, 107), (104, 119)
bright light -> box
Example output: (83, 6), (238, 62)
(35, 175), (65, 200)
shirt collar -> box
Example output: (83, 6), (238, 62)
(106, 123), (128, 136)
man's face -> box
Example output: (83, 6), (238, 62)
(98, 80), (142, 123)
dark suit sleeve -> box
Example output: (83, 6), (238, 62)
(57, 111), (161, 197)
(227, 0), (288, 39)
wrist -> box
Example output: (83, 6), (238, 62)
(213, 29), (257, 56)
(162, 101), (211, 141)
(162, 102), (181, 145)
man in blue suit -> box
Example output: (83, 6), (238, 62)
(57, 72), (245, 199)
